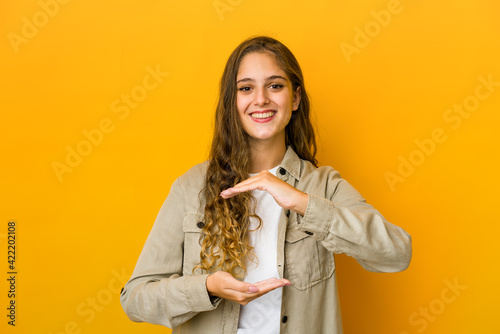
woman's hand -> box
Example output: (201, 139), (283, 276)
(220, 170), (308, 215)
(206, 271), (291, 305)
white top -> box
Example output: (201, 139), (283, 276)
(237, 166), (283, 334)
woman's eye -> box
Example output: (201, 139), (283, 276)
(238, 86), (251, 92)
(270, 84), (283, 89)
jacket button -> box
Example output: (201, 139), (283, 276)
(305, 231), (313, 236)
(197, 222), (205, 228)
(279, 167), (286, 175)
(282, 316), (288, 323)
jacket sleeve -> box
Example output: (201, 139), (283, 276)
(295, 169), (412, 273)
(120, 178), (221, 328)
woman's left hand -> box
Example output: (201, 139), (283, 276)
(220, 170), (308, 215)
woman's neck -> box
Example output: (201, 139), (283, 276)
(248, 139), (286, 173)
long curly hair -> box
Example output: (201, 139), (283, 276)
(196, 36), (317, 277)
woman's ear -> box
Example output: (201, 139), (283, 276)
(292, 86), (301, 111)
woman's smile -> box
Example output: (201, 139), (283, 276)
(249, 110), (276, 121)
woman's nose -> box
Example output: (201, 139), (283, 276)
(254, 88), (269, 106)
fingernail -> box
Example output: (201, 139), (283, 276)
(248, 286), (258, 293)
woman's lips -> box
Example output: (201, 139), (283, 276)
(250, 110), (276, 122)
(251, 111), (275, 119)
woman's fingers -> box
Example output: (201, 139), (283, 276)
(212, 271), (258, 293)
(220, 170), (308, 215)
(220, 177), (263, 198)
(206, 271), (290, 305)
(207, 271), (259, 297)
(254, 277), (291, 287)
(253, 279), (291, 294)
(220, 171), (282, 199)
(220, 184), (259, 198)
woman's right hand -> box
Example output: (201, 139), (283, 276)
(206, 271), (291, 305)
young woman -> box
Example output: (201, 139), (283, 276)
(120, 36), (412, 334)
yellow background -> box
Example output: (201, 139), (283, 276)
(1, 0), (499, 333)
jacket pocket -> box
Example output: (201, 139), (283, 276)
(284, 228), (335, 290)
(182, 211), (205, 276)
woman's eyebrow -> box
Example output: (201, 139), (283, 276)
(267, 75), (287, 81)
(236, 75), (287, 84)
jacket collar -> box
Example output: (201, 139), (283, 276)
(279, 146), (302, 181)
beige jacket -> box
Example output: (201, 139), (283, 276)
(120, 147), (412, 333)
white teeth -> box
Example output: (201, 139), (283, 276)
(251, 111), (275, 119)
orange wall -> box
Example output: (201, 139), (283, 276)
(1, 0), (499, 333)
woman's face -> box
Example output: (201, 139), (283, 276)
(236, 51), (301, 146)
